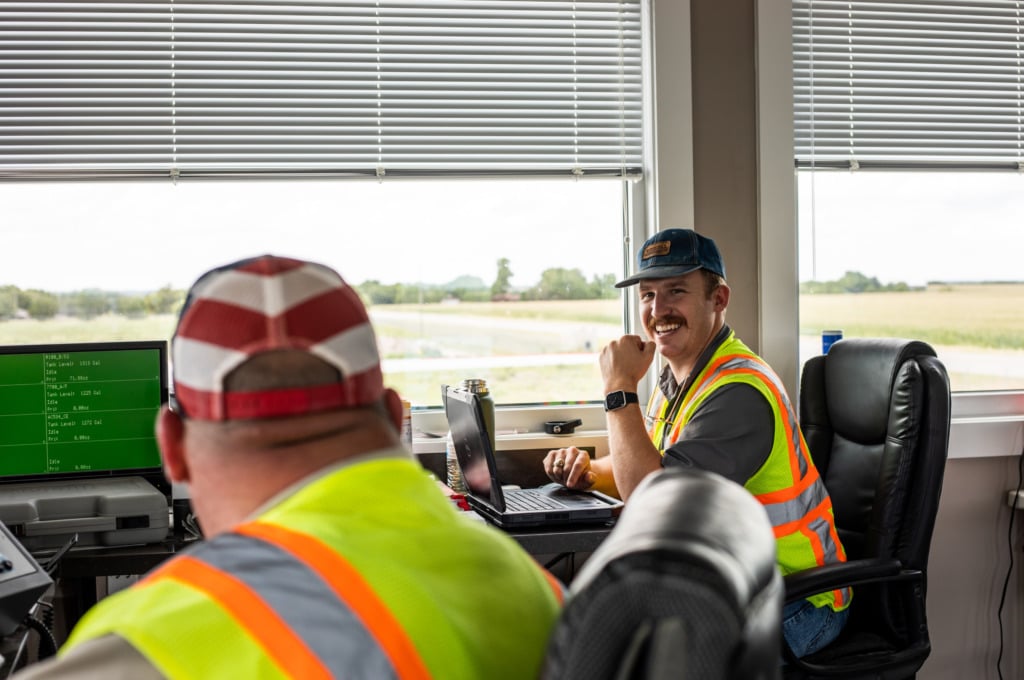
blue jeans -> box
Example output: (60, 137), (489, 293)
(782, 599), (850, 658)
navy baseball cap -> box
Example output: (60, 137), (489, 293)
(615, 228), (726, 288)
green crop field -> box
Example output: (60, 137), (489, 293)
(0, 314), (177, 348)
(3, 283), (1023, 402)
(799, 283), (1024, 350)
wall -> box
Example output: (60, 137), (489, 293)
(925, 455), (1024, 679)
(689, 0), (760, 362)
(649, 1), (1024, 678)
(650, 0), (798, 397)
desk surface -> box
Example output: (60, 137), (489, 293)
(50, 517), (613, 633)
(55, 515), (613, 580)
(474, 515), (615, 555)
(55, 540), (185, 580)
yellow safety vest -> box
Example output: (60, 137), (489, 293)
(63, 457), (564, 679)
(647, 331), (850, 611)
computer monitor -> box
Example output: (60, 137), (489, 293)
(0, 341), (168, 490)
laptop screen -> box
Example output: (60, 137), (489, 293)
(441, 385), (502, 505)
(0, 341), (168, 486)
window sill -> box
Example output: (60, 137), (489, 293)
(409, 391), (1024, 463)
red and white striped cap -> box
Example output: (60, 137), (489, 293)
(172, 255), (384, 421)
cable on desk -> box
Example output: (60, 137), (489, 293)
(544, 553), (571, 571)
(5, 626), (30, 679)
(542, 552), (577, 582)
(181, 510), (203, 541)
(996, 443), (1023, 680)
(38, 602), (53, 638)
(42, 534), (78, 577)
(22, 614), (57, 661)
(2, 608), (57, 678)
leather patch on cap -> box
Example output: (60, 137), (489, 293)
(642, 241), (672, 259)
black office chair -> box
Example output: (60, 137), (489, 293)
(783, 338), (951, 679)
(543, 468), (783, 680)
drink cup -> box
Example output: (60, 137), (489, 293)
(822, 330), (843, 354)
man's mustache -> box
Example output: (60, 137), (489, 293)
(647, 316), (687, 333)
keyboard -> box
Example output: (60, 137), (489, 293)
(504, 489), (567, 512)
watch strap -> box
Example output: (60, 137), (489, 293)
(604, 390), (639, 411)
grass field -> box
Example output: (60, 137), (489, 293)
(384, 299), (623, 325)
(798, 283), (1024, 349)
(3, 284), (1023, 403)
(0, 314), (177, 347)
(388, 285), (1024, 351)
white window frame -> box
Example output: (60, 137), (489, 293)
(788, 0), (1024, 459)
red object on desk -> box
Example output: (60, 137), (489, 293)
(436, 480), (472, 511)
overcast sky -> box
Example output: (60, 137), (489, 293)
(3, 171), (1022, 293)
(798, 171), (1024, 287)
(1, 179), (624, 293)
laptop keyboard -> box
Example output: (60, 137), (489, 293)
(504, 490), (567, 512)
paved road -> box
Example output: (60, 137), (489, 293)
(800, 337), (1024, 380)
(373, 307), (1024, 384)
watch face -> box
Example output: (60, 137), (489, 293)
(606, 391), (626, 410)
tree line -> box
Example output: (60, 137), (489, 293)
(3, 267), (920, 321)
(0, 285), (184, 321)
(0, 259), (618, 321)
(352, 258), (618, 305)
(800, 271), (916, 294)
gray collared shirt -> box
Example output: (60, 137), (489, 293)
(657, 326), (775, 484)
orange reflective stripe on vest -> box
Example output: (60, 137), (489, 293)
(236, 521), (433, 680)
(152, 555), (334, 680)
(674, 355), (810, 483)
(144, 521), (433, 680)
(536, 562), (566, 605)
(678, 354), (818, 514)
(646, 334), (850, 610)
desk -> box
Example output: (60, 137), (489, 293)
(47, 538), (189, 641)
(48, 518), (613, 635)
(53, 520), (613, 581)
(505, 522), (614, 556)
(56, 540), (185, 581)
(461, 511), (614, 582)
(510, 524), (613, 582)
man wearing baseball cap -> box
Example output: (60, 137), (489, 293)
(543, 228), (850, 659)
(18, 255), (562, 679)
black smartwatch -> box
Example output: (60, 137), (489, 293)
(604, 390), (639, 412)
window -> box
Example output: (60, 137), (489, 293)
(794, 0), (1024, 392)
(0, 1), (644, 408)
(0, 178), (629, 406)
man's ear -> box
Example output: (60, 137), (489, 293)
(382, 388), (404, 433)
(156, 405), (190, 484)
(714, 282), (731, 312)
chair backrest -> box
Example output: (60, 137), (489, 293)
(799, 337), (951, 573)
(543, 468), (783, 680)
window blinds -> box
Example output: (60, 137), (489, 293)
(794, 0), (1024, 169)
(0, 1), (642, 179)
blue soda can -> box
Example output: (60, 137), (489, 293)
(822, 330), (843, 354)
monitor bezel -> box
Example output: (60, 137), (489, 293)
(0, 340), (170, 496)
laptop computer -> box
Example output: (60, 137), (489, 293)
(442, 385), (623, 528)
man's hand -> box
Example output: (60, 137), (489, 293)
(543, 446), (596, 490)
(600, 334), (656, 390)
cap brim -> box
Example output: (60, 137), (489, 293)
(614, 263), (703, 288)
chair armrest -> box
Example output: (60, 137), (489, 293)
(784, 557), (901, 602)
(782, 558), (931, 676)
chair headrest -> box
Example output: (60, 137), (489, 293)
(571, 468), (778, 607)
(824, 338), (936, 441)
(544, 468), (782, 680)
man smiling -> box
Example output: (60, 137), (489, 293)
(543, 228), (851, 659)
